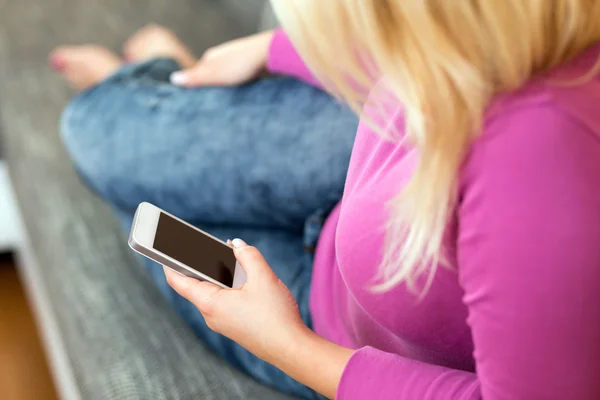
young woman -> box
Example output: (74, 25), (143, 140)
(55, 1), (600, 399)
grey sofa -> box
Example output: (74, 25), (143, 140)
(0, 0), (294, 399)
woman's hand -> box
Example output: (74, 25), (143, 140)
(164, 238), (355, 399)
(170, 31), (274, 87)
(163, 238), (308, 364)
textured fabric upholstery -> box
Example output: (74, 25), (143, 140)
(0, 0), (291, 398)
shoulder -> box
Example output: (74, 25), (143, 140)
(462, 78), (600, 187)
(458, 77), (600, 235)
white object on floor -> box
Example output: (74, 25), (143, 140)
(0, 161), (22, 252)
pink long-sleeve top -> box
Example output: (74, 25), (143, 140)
(267, 29), (600, 399)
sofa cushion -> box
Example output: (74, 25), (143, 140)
(0, 0), (291, 398)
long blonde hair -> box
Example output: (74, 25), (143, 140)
(271, 0), (600, 292)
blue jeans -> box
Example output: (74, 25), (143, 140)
(60, 58), (358, 399)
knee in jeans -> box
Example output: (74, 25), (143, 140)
(60, 89), (116, 192)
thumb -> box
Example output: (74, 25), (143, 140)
(163, 266), (222, 313)
(230, 238), (276, 282)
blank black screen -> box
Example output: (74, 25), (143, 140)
(153, 213), (236, 287)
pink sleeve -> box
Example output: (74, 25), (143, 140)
(267, 28), (322, 88)
(337, 105), (600, 399)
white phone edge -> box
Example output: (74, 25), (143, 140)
(128, 202), (246, 289)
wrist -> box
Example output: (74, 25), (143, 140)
(268, 324), (355, 399)
(266, 322), (316, 369)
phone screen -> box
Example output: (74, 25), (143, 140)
(153, 213), (236, 287)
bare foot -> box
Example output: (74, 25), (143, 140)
(123, 24), (197, 68)
(49, 45), (122, 91)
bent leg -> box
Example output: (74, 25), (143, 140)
(60, 58), (346, 398)
(61, 58), (358, 231)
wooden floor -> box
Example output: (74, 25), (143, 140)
(0, 253), (58, 400)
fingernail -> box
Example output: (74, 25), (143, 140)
(231, 238), (247, 248)
(170, 71), (188, 86)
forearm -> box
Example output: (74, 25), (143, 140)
(270, 326), (481, 400)
(270, 325), (354, 399)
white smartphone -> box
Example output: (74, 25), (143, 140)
(128, 202), (246, 289)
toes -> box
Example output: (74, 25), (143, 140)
(49, 46), (75, 72)
(50, 45), (121, 72)
(49, 53), (66, 72)
(48, 45), (122, 91)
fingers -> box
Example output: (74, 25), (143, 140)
(163, 266), (222, 314)
(163, 238), (276, 312)
(170, 63), (209, 87)
(230, 239), (277, 283)
(170, 56), (235, 87)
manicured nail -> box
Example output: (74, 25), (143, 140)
(170, 71), (188, 86)
(231, 238), (247, 248)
